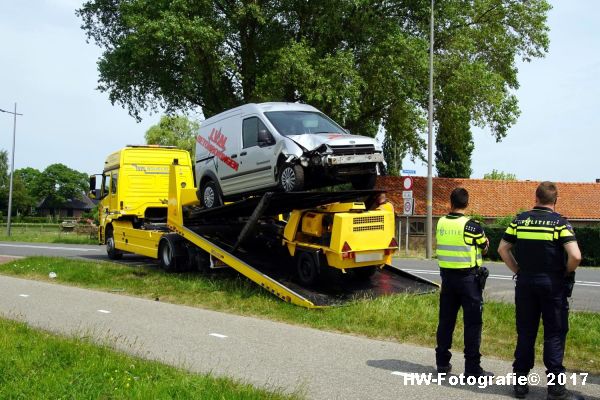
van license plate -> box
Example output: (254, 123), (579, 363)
(355, 252), (384, 262)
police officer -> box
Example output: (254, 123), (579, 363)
(498, 181), (583, 400)
(435, 188), (491, 377)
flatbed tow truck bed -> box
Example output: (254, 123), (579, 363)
(173, 186), (438, 307)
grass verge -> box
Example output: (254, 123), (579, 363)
(0, 231), (96, 245)
(0, 317), (297, 399)
(1, 257), (598, 374)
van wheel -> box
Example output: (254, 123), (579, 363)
(279, 164), (304, 192)
(106, 229), (122, 260)
(351, 173), (377, 190)
(202, 180), (222, 208)
(296, 251), (319, 286)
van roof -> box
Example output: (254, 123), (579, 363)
(202, 102), (319, 125)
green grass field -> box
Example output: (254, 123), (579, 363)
(0, 226), (97, 245)
(1, 257), (598, 375)
(0, 317), (297, 399)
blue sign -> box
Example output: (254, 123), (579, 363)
(401, 169), (416, 174)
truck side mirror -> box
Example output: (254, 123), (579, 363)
(89, 176), (97, 198)
(258, 129), (274, 146)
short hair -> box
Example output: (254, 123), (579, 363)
(536, 181), (558, 205)
(450, 187), (469, 209)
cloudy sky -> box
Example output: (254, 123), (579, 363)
(0, 0), (598, 182)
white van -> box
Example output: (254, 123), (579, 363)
(195, 102), (384, 207)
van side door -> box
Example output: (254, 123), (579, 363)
(230, 116), (276, 192)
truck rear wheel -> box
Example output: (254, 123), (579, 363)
(296, 251), (320, 286)
(106, 229), (122, 260)
(158, 234), (190, 272)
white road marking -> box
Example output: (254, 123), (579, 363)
(97, 309), (111, 314)
(0, 243), (101, 252)
(403, 269), (600, 287)
(19, 294), (29, 298)
(391, 371), (410, 377)
(209, 333), (228, 338)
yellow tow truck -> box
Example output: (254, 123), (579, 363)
(90, 145), (435, 307)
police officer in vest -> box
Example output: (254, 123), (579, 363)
(498, 182), (583, 400)
(435, 188), (492, 377)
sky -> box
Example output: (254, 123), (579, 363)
(0, 0), (598, 182)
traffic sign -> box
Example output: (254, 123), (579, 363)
(402, 176), (414, 190)
(402, 190), (413, 199)
(401, 169), (416, 175)
(403, 198), (414, 215)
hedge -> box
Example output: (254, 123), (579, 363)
(484, 225), (600, 267)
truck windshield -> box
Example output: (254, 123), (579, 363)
(264, 111), (346, 136)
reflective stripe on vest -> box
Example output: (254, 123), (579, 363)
(436, 216), (480, 269)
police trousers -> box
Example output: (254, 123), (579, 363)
(513, 273), (569, 375)
(436, 269), (483, 372)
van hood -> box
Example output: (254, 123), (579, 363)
(286, 133), (380, 151)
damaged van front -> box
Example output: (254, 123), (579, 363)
(263, 107), (384, 189)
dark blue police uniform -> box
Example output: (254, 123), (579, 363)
(502, 207), (576, 376)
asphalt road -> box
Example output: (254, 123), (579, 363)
(392, 258), (600, 312)
(1, 275), (598, 400)
(0, 241), (598, 312)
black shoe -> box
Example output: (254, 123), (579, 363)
(437, 363), (452, 374)
(547, 384), (584, 400)
(465, 368), (494, 378)
(514, 383), (529, 398)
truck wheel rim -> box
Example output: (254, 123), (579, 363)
(162, 244), (172, 265)
(281, 168), (295, 191)
(204, 187), (215, 207)
(107, 237), (114, 253)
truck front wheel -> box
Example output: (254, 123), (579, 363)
(106, 229), (122, 260)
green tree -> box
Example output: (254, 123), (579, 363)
(434, 107), (473, 178)
(484, 169), (517, 180)
(145, 115), (199, 155)
(12, 167), (43, 215)
(78, 0), (550, 168)
(0, 150), (9, 212)
(36, 164), (89, 214)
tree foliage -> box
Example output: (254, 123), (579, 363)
(78, 0), (550, 173)
(484, 169), (517, 180)
(36, 164), (89, 211)
(0, 150), (9, 212)
(145, 115), (199, 155)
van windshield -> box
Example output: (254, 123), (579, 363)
(264, 111), (346, 136)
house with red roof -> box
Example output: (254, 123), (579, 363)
(376, 176), (600, 249)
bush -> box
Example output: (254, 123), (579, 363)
(483, 225), (600, 267)
(574, 227), (600, 266)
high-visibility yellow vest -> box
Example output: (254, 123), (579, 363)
(436, 216), (482, 269)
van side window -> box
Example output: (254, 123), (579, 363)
(242, 117), (258, 148)
(111, 173), (118, 195)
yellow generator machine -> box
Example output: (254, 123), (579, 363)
(283, 202), (397, 285)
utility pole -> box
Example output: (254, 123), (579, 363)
(426, 0), (434, 259)
(0, 103), (23, 236)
